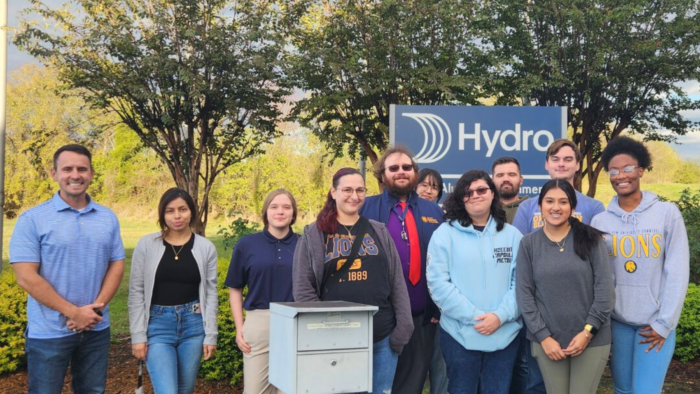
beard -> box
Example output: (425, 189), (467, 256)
(498, 183), (519, 200)
(385, 175), (417, 197)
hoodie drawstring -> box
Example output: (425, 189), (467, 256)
(621, 212), (640, 233)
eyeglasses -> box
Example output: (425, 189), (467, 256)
(340, 187), (367, 197)
(463, 187), (491, 200)
(385, 164), (414, 172)
(418, 182), (439, 191)
(607, 165), (639, 177)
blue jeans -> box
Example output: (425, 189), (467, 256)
(352, 335), (398, 394)
(440, 326), (519, 394)
(509, 325), (528, 394)
(146, 301), (205, 394)
(610, 320), (676, 394)
(26, 327), (110, 394)
(429, 329), (448, 394)
(524, 338), (546, 394)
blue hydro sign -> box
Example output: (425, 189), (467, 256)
(390, 105), (567, 198)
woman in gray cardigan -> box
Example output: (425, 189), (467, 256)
(293, 168), (413, 394)
(128, 188), (218, 394)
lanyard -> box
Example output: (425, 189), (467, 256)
(392, 202), (410, 241)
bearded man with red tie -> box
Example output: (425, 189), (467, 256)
(360, 146), (445, 394)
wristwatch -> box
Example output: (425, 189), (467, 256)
(584, 324), (598, 336)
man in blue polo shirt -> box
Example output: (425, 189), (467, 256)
(10, 144), (125, 393)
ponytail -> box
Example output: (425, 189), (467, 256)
(569, 217), (605, 261)
(316, 191), (338, 233)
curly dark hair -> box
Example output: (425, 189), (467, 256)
(600, 136), (652, 170)
(443, 170), (506, 231)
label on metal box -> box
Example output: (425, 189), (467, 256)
(307, 322), (361, 330)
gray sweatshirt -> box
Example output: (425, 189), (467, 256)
(591, 191), (689, 338)
(293, 219), (414, 355)
(516, 229), (614, 347)
(128, 232), (219, 346)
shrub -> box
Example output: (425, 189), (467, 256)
(672, 189), (700, 284)
(198, 258), (244, 386)
(217, 217), (259, 251)
(200, 218), (258, 386)
(676, 283), (700, 362)
(0, 269), (28, 374)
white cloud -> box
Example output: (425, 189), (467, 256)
(679, 109), (700, 121)
(676, 80), (700, 97)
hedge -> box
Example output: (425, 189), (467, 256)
(0, 268), (27, 374)
(197, 257), (244, 385)
(676, 283), (700, 362)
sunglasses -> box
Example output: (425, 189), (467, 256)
(385, 164), (414, 172)
(463, 187), (491, 200)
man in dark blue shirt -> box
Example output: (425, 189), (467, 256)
(360, 146), (443, 394)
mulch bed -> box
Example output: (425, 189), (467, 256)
(0, 334), (242, 394)
(1, 334), (699, 393)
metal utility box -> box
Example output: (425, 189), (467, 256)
(269, 301), (378, 394)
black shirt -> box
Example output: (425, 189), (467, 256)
(151, 234), (201, 306)
(323, 223), (395, 343)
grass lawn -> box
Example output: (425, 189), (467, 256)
(592, 182), (700, 208)
(1, 182), (698, 336)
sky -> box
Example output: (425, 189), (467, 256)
(6, 0), (700, 162)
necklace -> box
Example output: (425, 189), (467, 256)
(341, 223), (355, 235)
(543, 225), (570, 253)
(555, 238), (566, 253)
(171, 243), (186, 260)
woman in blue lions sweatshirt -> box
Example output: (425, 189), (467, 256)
(591, 137), (689, 394)
(427, 170), (522, 394)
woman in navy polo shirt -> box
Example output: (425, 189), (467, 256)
(225, 188), (299, 394)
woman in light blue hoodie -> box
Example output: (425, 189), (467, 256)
(592, 137), (689, 394)
(427, 170), (522, 394)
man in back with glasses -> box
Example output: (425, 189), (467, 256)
(360, 145), (444, 394)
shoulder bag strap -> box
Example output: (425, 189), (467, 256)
(321, 217), (371, 300)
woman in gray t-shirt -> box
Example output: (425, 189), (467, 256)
(516, 180), (614, 394)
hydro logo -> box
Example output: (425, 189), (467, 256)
(401, 113), (452, 163)
(402, 112), (557, 162)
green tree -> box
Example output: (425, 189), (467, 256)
(480, 0), (700, 196)
(15, 0), (291, 234)
(5, 64), (108, 218)
(289, 0), (487, 169)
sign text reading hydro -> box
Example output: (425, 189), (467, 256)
(458, 123), (554, 158)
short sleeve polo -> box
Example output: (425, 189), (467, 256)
(10, 192), (125, 339)
(224, 229), (298, 310)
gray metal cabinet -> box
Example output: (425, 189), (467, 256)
(269, 301), (378, 394)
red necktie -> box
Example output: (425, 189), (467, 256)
(399, 202), (421, 286)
